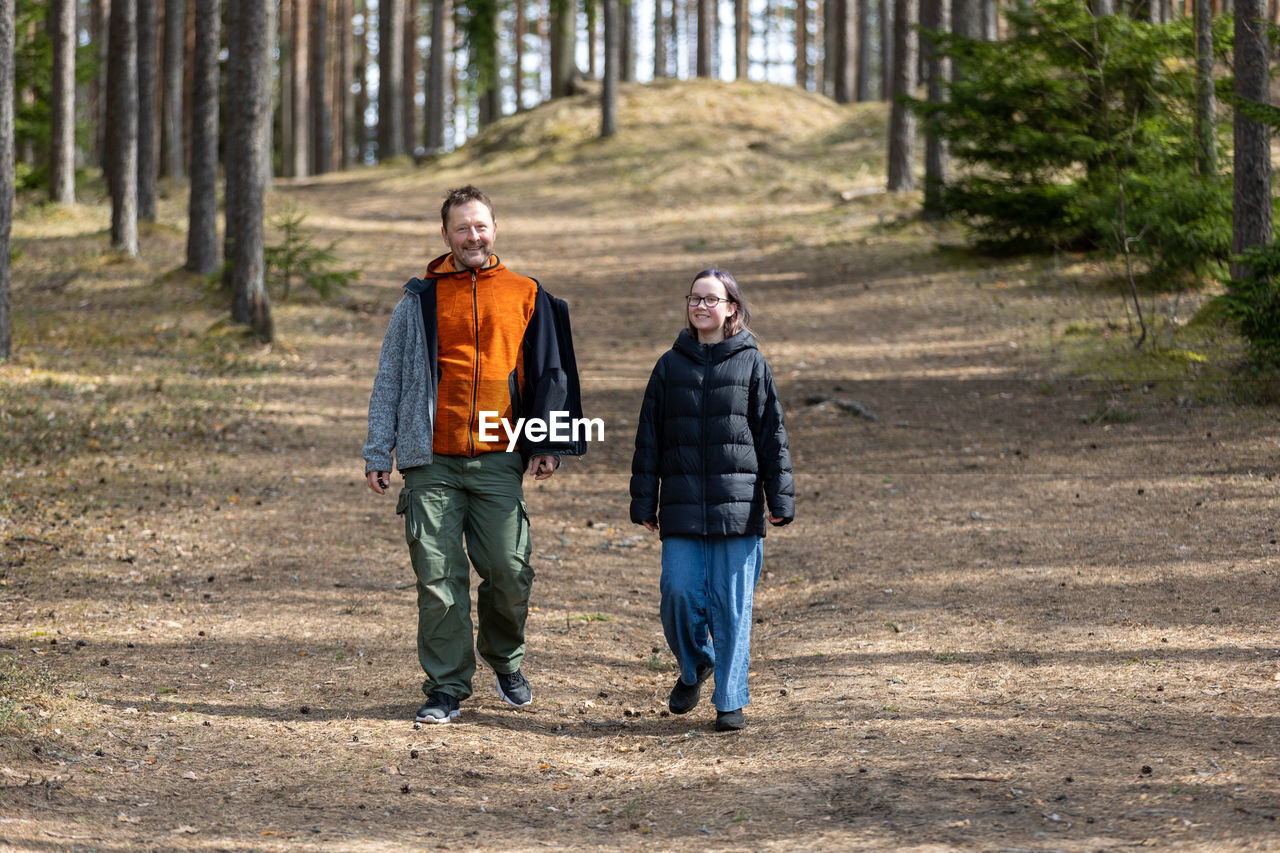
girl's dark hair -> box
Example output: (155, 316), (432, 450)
(441, 185), (495, 227)
(687, 268), (752, 339)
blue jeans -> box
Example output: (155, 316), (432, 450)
(659, 535), (764, 712)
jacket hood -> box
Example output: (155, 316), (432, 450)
(673, 328), (757, 363)
(425, 252), (502, 278)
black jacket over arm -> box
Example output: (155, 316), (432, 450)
(630, 329), (794, 538)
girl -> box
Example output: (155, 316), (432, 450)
(629, 269), (794, 732)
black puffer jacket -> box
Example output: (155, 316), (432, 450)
(630, 329), (794, 538)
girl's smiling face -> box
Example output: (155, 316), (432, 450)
(687, 276), (736, 344)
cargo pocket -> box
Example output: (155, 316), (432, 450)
(397, 488), (424, 547)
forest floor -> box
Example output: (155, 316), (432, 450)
(2, 79), (1279, 852)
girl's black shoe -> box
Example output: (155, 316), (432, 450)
(668, 664), (713, 714)
(715, 708), (745, 731)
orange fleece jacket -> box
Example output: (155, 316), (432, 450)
(426, 253), (538, 456)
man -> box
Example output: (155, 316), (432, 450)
(364, 186), (584, 724)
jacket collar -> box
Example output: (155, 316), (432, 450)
(673, 328), (756, 362)
(425, 252), (502, 279)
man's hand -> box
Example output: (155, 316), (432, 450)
(367, 471), (390, 495)
(528, 454), (559, 480)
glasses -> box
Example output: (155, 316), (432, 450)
(686, 295), (732, 308)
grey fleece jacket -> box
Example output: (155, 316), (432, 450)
(363, 289), (436, 474)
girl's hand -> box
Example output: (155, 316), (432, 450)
(641, 521), (658, 533)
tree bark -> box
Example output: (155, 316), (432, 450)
(50, 0), (76, 204)
(621, 0), (634, 82)
(186, 0), (219, 274)
(379, 0), (404, 156)
(91, 0), (110, 171)
(1232, 0), (1272, 280)
(109, 0), (140, 255)
(549, 0), (575, 97)
(795, 0), (808, 89)
(833, 0), (856, 102)
(922, 0), (949, 217)
(312, 0), (332, 172)
(602, 0), (618, 136)
(137, 0), (158, 221)
(161, 0), (184, 180)
(697, 0), (713, 76)
(886, 0), (916, 191)
(426, 0), (446, 151)
(356, 0), (370, 160)
(880, 0), (892, 101)
(1194, 0), (1216, 175)
(227, 0), (273, 341)
(291, 0), (311, 176)
(654, 0), (666, 76)
(402, 0), (416, 154)
(1, 0), (13, 360)
(856, 0), (874, 99)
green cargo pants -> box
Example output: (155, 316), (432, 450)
(397, 452), (533, 701)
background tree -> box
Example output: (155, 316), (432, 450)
(696, 0), (712, 76)
(1231, 0), (1270, 282)
(1194, 0), (1215, 175)
(1, 0), (12, 359)
(161, 0), (184, 181)
(886, 0), (917, 190)
(426, 0), (447, 152)
(312, 0), (332, 173)
(109, 0), (140, 256)
(226, 0), (273, 341)
(49, 0), (75, 205)
(602, 0), (618, 137)
(402, 0), (416, 152)
(378, 0), (405, 158)
(550, 0), (575, 97)
(187, 0), (219, 274)
(922, 0), (949, 217)
(137, 0), (158, 221)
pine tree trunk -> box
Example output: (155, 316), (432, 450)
(186, 0), (219, 274)
(228, 0), (273, 341)
(550, 0), (575, 97)
(1, 0), (14, 359)
(1195, 0), (1216, 175)
(879, 0), (892, 101)
(886, 0), (916, 191)
(602, 0), (618, 136)
(402, 0), (416, 154)
(696, 0), (713, 76)
(378, 0), (405, 157)
(161, 0), (184, 180)
(137, 0), (158, 221)
(292, 0), (311, 176)
(834, 0), (855, 102)
(109, 0), (140, 255)
(922, 0), (949, 217)
(1232, 0), (1272, 280)
(426, 0), (445, 150)
(91, 0), (110, 171)
(356, 0), (370, 160)
(312, 0), (332, 172)
(337, 0), (353, 168)
(654, 0), (666, 76)
(856, 0), (873, 99)
(621, 0), (634, 82)
(50, 0), (76, 204)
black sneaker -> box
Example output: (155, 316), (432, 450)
(668, 664), (713, 715)
(496, 669), (532, 708)
(415, 691), (460, 723)
(715, 708), (745, 731)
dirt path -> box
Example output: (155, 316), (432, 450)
(3, 85), (1280, 851)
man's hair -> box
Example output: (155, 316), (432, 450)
(686, 268), (753, 339)
(441, 186), (495, 227)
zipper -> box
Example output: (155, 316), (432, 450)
(468, 269), (479, 456)
(699, 345), (710, 535)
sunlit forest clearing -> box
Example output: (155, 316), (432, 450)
(2, 80), (1279, 851)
